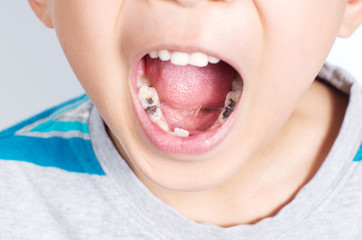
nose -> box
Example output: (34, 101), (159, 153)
(164, 0), (231, 7)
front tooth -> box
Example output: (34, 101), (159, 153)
(146, 106), (162, 122)
(208, 56), (220, 64)
(171, 52), (189, 66)
(158, 50), (171, 61)
(149, 51), (158, 59)
(231, 75), (243, 91)
(174, 128), (190, 137)
(138, 86), (159, 109)
(189, 52), (208, 67)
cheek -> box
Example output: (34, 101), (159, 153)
(51, 0), (141, 154)
(51, 0), (128, 104)
(229, 0), (347, 154)
(247, 0), (345, 114)
(257, 0), (345, 75)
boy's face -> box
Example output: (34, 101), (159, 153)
(43, 0), (348, 190)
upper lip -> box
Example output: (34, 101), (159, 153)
(121, 0), (246, 83)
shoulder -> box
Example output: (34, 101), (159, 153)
(0, 94), (104, 175)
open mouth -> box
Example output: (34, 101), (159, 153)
(131, 49), (243, 154)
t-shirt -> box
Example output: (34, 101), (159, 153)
(1, 63), (362, 240)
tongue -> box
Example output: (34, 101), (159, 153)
(145, 55), (236, 132)
(146, 56), (235, 109)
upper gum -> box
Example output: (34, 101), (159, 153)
(150, 50), (216, 58)
(148, 49), (220, 67)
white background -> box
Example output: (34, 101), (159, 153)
(0, 2), (361, 130)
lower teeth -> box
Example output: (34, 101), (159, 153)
(146, 106), (162, 122)
(219, 90), (241, 124)
(156, 120), (170, 132)
(137, 73), (242, 137)
(173, 128), (190, 137)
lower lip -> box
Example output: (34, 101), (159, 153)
(130, 59), (240, 154)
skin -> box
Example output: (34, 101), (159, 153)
(29, 0), (362, 226)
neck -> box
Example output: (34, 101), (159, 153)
(109, 79), (348, 227)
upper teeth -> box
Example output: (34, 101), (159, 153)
(171, 52), (189, 66)
(137, 76), (151, 88)
(231, 74), (243, 91)
(149, 50), (220, 67)
(158, 50), (171, 61)
(188, 52), (209, 67)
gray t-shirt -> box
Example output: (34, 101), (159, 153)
(0, 63), (362, 239)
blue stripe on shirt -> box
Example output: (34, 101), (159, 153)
(0, 136), (105, 175)
(30, 121), (89, 134)
(353, 143), (362, 162)
(47, 95), (89, 121)
(0, 94), (88, 137)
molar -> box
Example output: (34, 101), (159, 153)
(137, 76), (151, 88)
(224, 90), (241, 109)
(138, 86), (159, 109)
(231, 74), (243, 91)
(218, 90), (241, 123)
(146, 106), (162, 122)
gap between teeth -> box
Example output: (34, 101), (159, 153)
(137, 66), (242, 138)
(149, 50), (220, 67)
